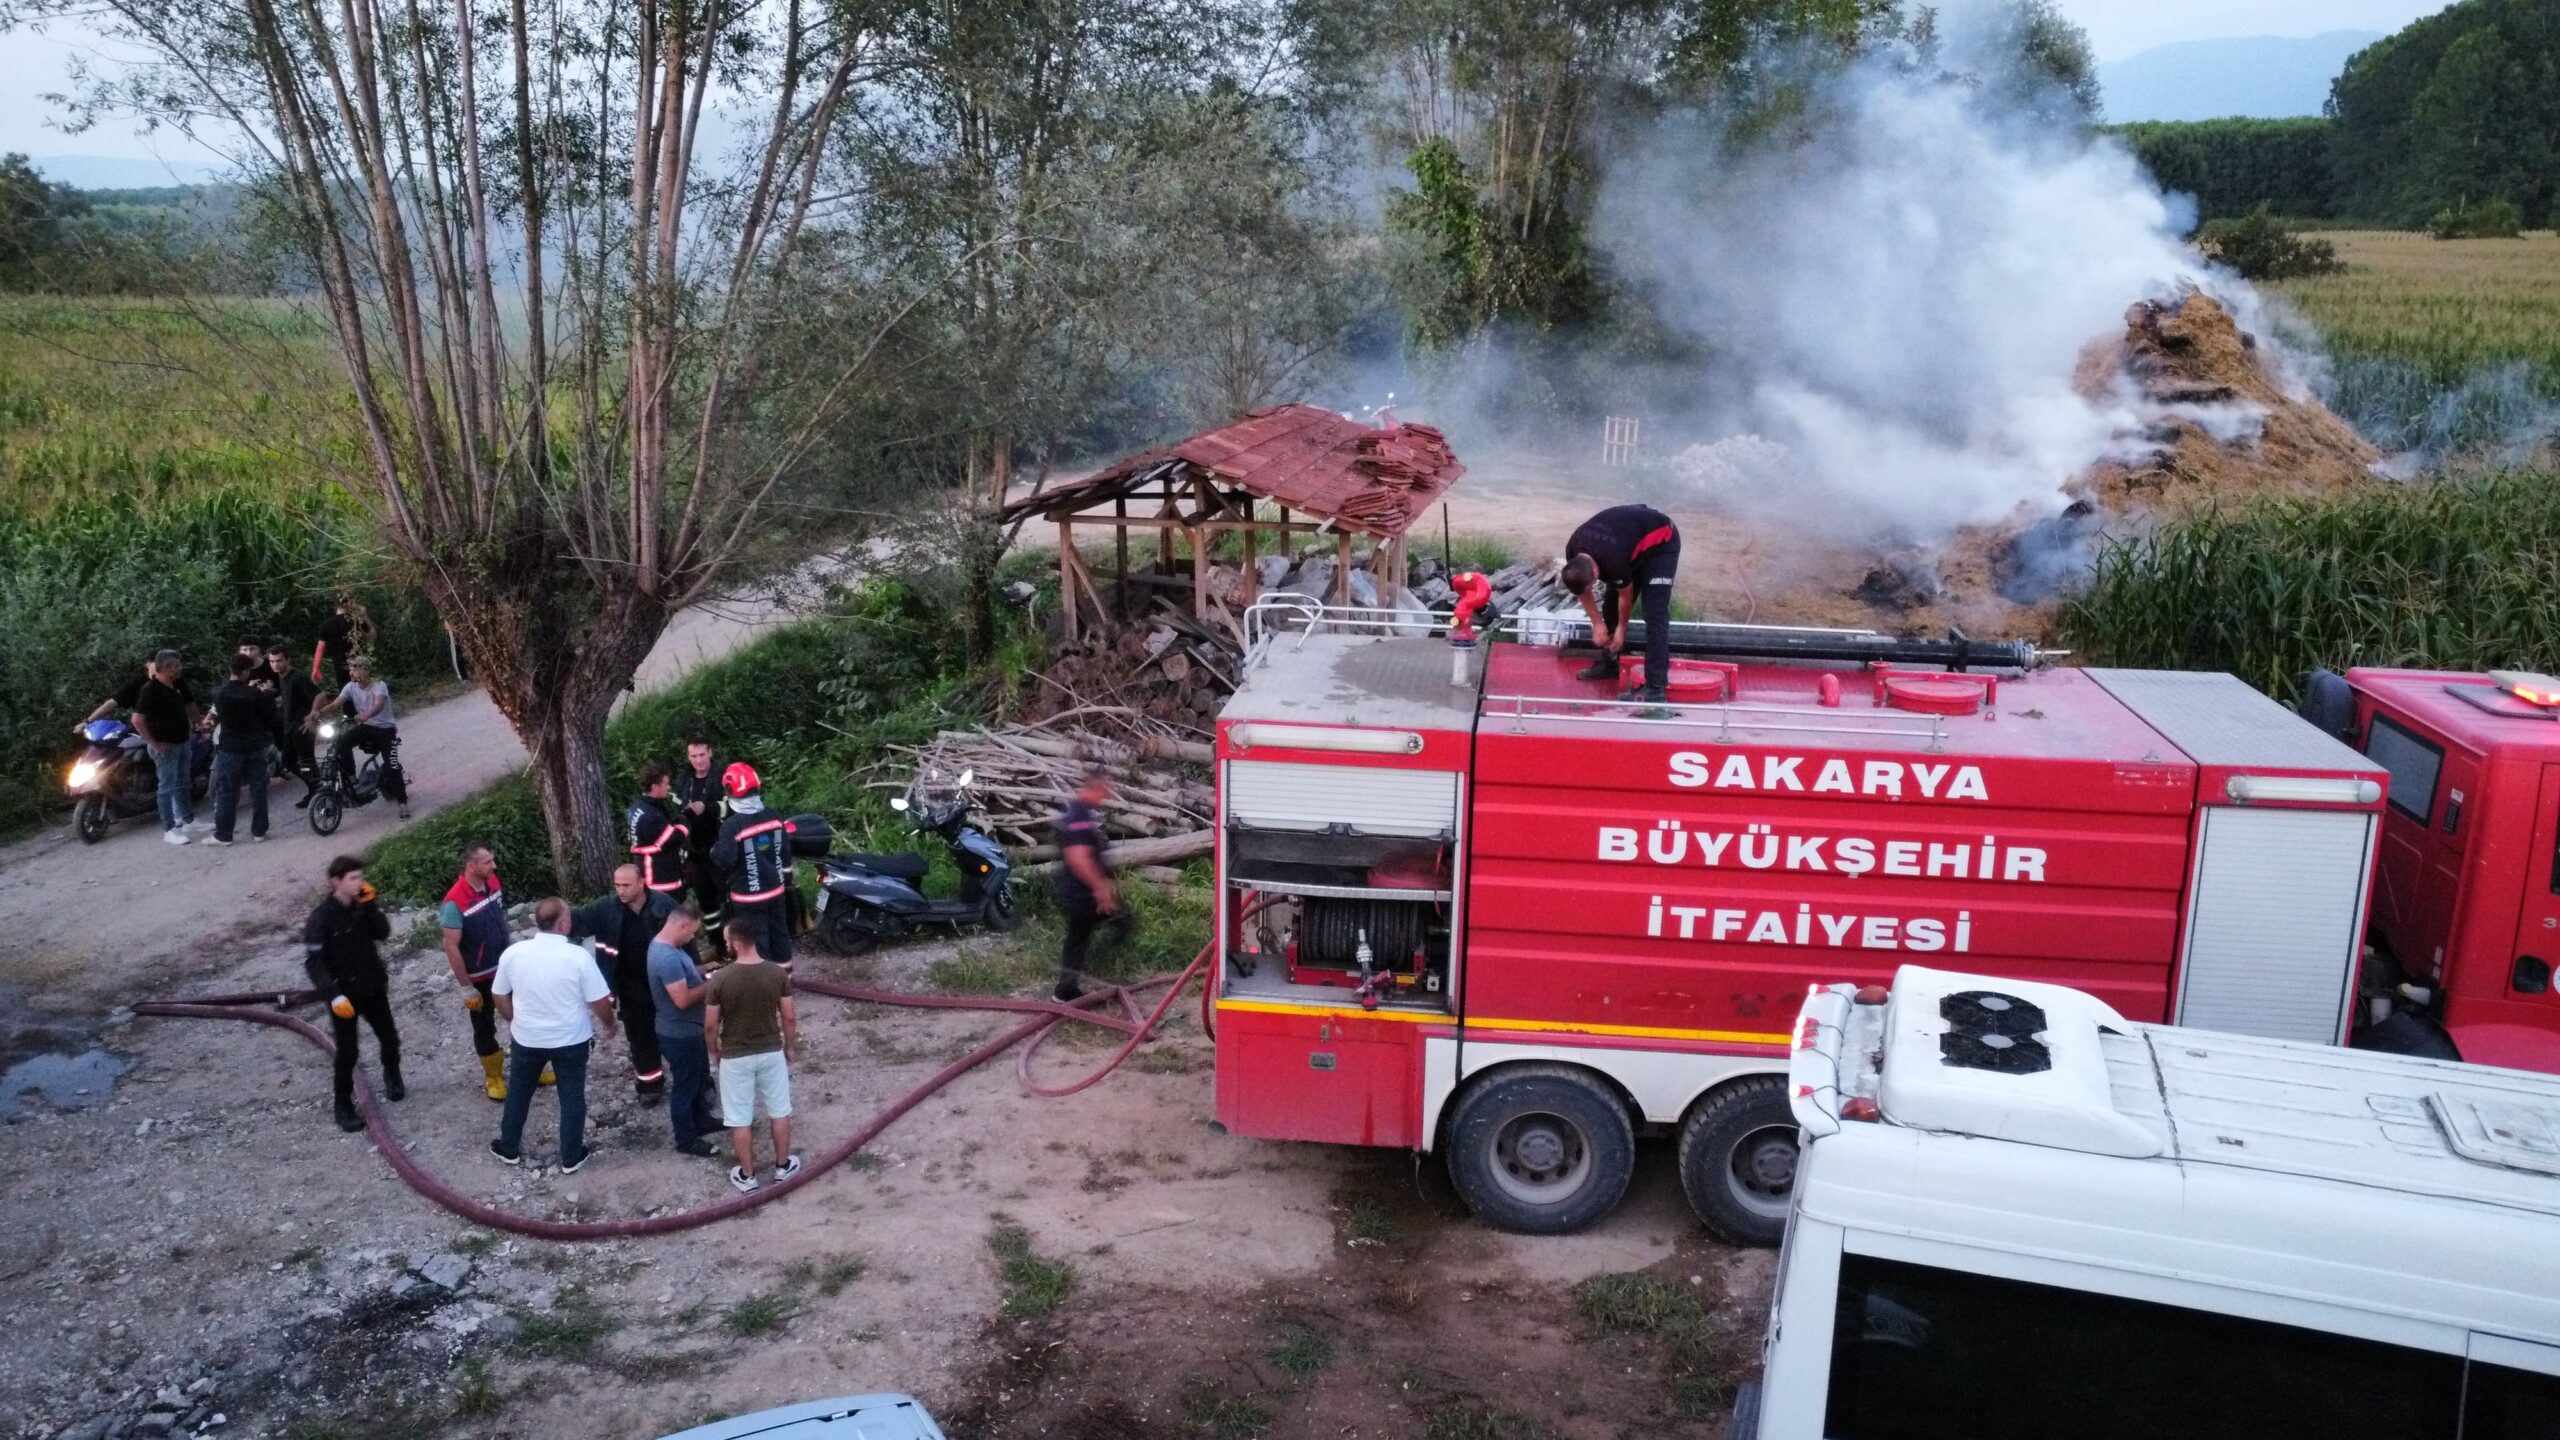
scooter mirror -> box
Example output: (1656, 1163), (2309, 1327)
(890, 797), (909, 812)
(958, 769), (974, 787)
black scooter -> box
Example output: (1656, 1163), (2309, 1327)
(307, 716), (399, 835)
(815, 769), (1019, 955)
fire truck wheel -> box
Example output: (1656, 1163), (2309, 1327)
(1443, 1065), (1635, 1235)
(1678, 1078), (1796, 1248)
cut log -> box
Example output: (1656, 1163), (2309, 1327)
(1017, 829), (1213, 877)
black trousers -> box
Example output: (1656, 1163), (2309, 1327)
(1599, 531), (1681, 692)
(344, 724), (407, 802)
(606, 953), (664, 1081)
(728, 898), (793, 964)
(1057, 890), (1133, 983)
(332, 990), (401, 1106)
(469, 977), (500, 1057)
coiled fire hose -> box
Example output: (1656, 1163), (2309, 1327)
(130, 944), (1214, 1242)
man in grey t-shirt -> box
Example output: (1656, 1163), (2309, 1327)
(646, 904), (722, 1156)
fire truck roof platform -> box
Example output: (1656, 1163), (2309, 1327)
(2353, 666), (2560, 756)
(1481, 643), (2235, 765)
(1792, 967), (2560, 1341)
(1226, 630), (1483, 735)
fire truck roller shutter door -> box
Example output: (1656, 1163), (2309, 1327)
(1440, 1063), (1637, 1235)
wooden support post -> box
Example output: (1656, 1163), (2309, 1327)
(1114, 496), (1129, 619)
(1057, 517), (1079, 644)
(1385, 535), (1404, 610)
(1242, 524), (1259, 605)
(1335, 530), (1352, 606)
(1187, 525), (1208, 622)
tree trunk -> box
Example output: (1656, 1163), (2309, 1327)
(527, 701), (626, 901)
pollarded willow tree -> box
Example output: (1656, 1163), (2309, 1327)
(16, 0), (911, 891)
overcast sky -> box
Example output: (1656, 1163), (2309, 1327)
(2, 1), (2469, 180)
(2052, 0), (2456, 62)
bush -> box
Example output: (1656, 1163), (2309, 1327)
(2195, 205), (2342, 281)
(2428, 197), (2523, 240)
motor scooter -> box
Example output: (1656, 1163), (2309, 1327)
(307, 717), (399, 835)
(67, 718), (156, 843)
(815, 769), (1019, 955)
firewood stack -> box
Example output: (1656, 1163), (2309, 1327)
(900, 720), (1218, 871)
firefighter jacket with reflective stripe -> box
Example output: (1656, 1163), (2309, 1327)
(711, 808), (794, 906)
(572, 890), (673, 976)
(445, 874), (509, 982)
(627, 795), (688, 892)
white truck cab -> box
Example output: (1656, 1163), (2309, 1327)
(1733, 965), (2560, 1440)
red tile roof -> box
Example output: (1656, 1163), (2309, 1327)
(1001, 404), (1465, 537)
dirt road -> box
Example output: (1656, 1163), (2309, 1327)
(0, 573), (847, 1043)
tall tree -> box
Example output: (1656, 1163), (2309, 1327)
(13, 0), (909, 890)
(2330, 0), (2560, 226)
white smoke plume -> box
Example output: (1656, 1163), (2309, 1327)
(1593, 24), (2287, 540)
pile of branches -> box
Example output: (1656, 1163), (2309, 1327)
(1028, 600), (1239, 737)
(899, 718), (1217, 874)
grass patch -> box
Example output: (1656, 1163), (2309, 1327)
(988, 1217), (1076, 1321)
(1180, 1376), (1273, 1438)
(1573, 1271), (1731, 1420)
(450, 1355), (502, 1417)
(814, 1254), (867, 1296)
(1266, 1323), (1333, 1379)
(515, 1290), (621, 1359)
(722, 1289), (801, 1338)
(1334, 1189), (1399, 1246)
(925, 944), (1053, 995)
(1422, 1400), (1557, 1440)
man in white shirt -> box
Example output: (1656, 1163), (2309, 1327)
(489, 896), (618, 1173)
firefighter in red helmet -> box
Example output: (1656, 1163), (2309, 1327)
(709, 761), (796, 969)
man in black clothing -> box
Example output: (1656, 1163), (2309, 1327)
(1562, 503), (1683, 703)
(709, 762), (795, 968)
(1051, 770), (1130, 1002)
(206, 655), (274, 845)
(304, 855), (403, 1132)
(673, 737), (726, 917)
(267, 645), (321, 804)
(316, 600), (359, 689)
(85, 650), (201, 841)
(571, 865), (673, 1096)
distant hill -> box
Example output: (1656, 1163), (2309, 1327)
(21, 153), (222, 190)
(2099, 32), (2383, 123)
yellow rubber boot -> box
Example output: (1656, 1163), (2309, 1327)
(480, 1051), (507, 1102)
(538, 1064), (556, 1087)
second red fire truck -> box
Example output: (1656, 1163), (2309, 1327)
(1205, 602), (2560, 1244)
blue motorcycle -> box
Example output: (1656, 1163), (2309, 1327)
(66, 718), (209, 844)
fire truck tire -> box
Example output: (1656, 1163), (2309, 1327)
(1443, 1065), (1635, 1235)
(1678, 1077), (1797, 1248)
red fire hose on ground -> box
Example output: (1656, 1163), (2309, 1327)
(130, 945), (1214, 1243)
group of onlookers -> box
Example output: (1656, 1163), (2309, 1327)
(83, 601), (407, 846)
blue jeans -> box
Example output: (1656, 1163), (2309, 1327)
(495, 1039), (591, 1166)
(146, 737), (195, 830)
(658, 1029), (720, 1146)
(210, 747), (269, 842)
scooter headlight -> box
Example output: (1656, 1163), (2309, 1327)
(319, 722), (341, 740)
(67, 759), (101, 789)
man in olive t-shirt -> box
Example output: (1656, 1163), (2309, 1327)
(704, 921), (799, 1194)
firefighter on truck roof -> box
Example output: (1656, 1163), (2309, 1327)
(710, 762), (796, 969)
(1562, 502), (1682, 704)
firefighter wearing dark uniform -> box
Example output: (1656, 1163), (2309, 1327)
(672, 739), (727, 919)
(710, 761), (795, 968)
(1563, 503), (1682, 702)
(628, 761), (689, 898)
(439, 844), (514, 1100)
(572, 865), (675, 1096)
(305, 855), (402, 1133)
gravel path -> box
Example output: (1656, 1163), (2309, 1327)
(0, 573), (834, 1025)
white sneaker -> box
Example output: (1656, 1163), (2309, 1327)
(774, 1154), (803, 1182)
(162, 830), (191, 846)
(203, 837), (232, 848)
(182, 818), (212, 833)
(727, 1166), (760, 1194)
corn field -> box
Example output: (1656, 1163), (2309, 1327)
(2061, 470), (2560, 701)
(2274, 231), (2560, 455)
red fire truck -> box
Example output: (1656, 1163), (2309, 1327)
(1209, 607), (2404, 1246)
(2333, 666), (2560, 1071)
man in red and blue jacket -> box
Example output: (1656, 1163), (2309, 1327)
(440, 841), (514, 1100)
